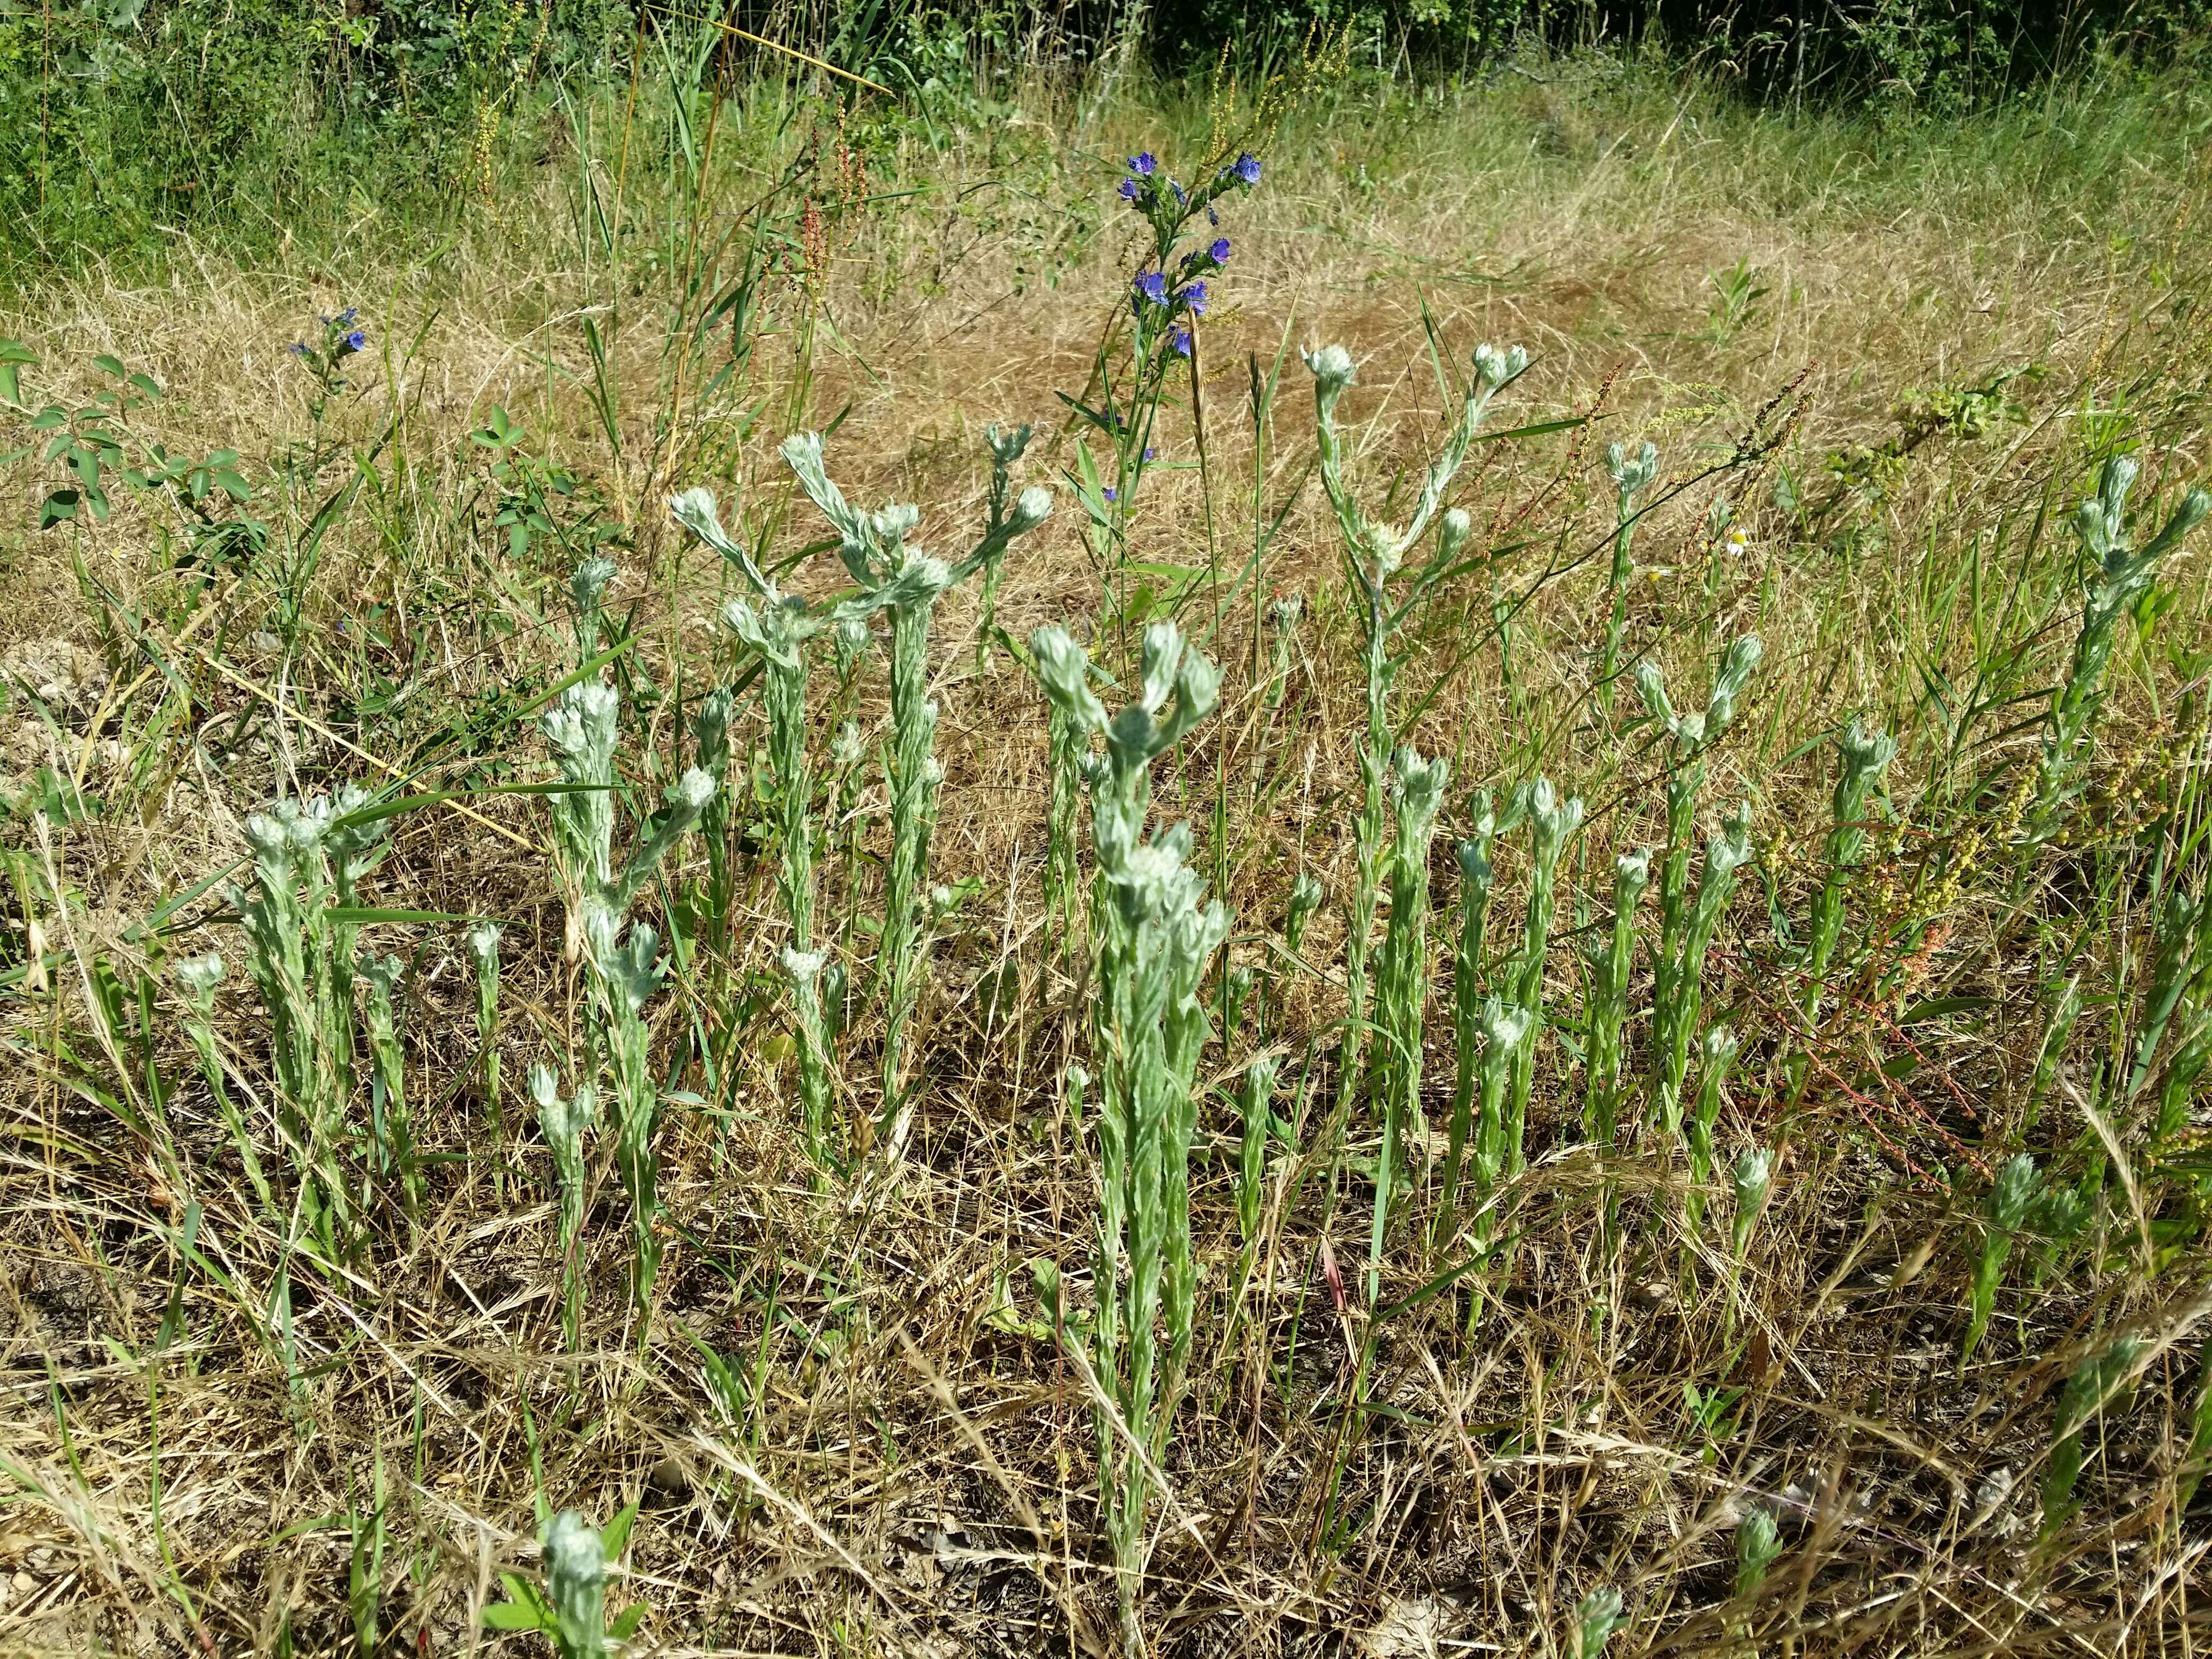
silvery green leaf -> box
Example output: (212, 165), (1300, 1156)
(543, 1508), (609, 1659)
(669, 486), (779, 600)
(1635, 661), (1679, 735)
(569, 556), (617, 619)
(985, 421), (1034, 464)
(1391, 746), (1449, 834)
(465, 921), (502, 968)
(541, 683), (620, 777)
(1733, 1146), (1773, 1210)
(1138, 622), (1185, 716)
(1607, 439), (1658, 498)
(1437, 507), (1471, 562)
(2075, 455), (2135, 564)
(602, 924), (664, 1017)
(1028, 626), (1107, 733)
(692, 690), (733, 783)
(779, 431), (863, 544)
(1575, 1586), (1626, 1657)
(1989, 1152), (2038, 1232)
(1706, 634), (1765, 732)
(1838, 718), (1897, 780)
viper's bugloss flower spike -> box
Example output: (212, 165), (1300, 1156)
(1128, 151), (1155, 176)
(1134, 270), (1168, 305)
(1170, 180), (1187, 207)
(1179, 280), (1207, 315)
(1117, 178), (1139, 201)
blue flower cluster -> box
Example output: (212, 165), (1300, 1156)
(1129, 236), (1232, 341)
(290, 307), (366, 360)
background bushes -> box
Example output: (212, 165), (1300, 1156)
(3, 0), (2204, 287)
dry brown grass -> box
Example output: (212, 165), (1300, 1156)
(4, 55), (2212, 1659)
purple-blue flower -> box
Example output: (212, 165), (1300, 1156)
(1208, 205), (1219, 226)
(1170, 181), (1187, 208)
(1102, 486), (1118, 502)
(1143, 446), (1157, 462)
(1127, 152), (1156, 177)
(1170, 328), (1192, 357)
(1210, 237), (1231, 264)
(288, 342), (309, 356)
(1134, 270), (1168, 305)
(1118, 178), (1140, 201)
(342, 330), (365, 353)
(1179, 280), (1207, 316)
(1234, 153), (1261, 185)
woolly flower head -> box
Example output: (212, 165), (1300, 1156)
(1303, 343), (1356, 393)
(1473, 342), (1527, 391)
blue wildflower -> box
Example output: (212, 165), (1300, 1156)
(1179, 280), (1207, 316)
(1127, 152), (1156, 177)
(1170, 181), (1187, 208)
(342, 330), (365, 353)
(1211, 237), (1231, 264)
(1143, 446), (1157, 462)
(1208, 205), (1219, 226)
(1134, 271), (1168, 305)
(289, 342), (309, 356)
(1234, 153), (1261, 185)
(334, 307), (357, 326)
(1103, 486), (1118, 502)
(1170, 328), (1192, 357)
(1118, 178), (1140, 201)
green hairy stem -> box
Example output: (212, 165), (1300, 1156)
(542, 568), (717, 1309)
(228, 782), (390, 1256)
(465, 921), (503, 1148)
(775, 431), (1049, 1136)
(530, 1063), (597, 1352)
(1584, 849), (1650, 1147)
(1598, 439), (1658, 714)
(1305, 339), (1523, 1115)
(1684, 1023), (1739, 1229)
(1964, 1152), (2037, 1364)
(174, 951), (273, 1217)
(1027, 619), (1225, 1646)
(1653, 802), (1754, 1138)
(1505, 778), (1582, 1178)
(1638, 637), (1762, 1133)
(355, 951), (419, 1217)
(1369, 746), (1448, 1305)
(1802, 719), (1896, 1020)
(2032, 459), (2209, 838)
